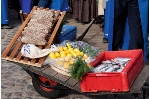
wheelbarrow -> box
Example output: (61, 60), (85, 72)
(1, 6), (149, 99)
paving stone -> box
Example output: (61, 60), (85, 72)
(5, 93), (12, 97)
(3, 98), (11, 99)
(3, 82), (15, 87)
(14, 92), (22, 97)
(25, 97), (32, 99)
(26, 91), (36, 97)
(27, 85), (34, 90)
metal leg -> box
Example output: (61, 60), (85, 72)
(142, 85), (149, 99)
(114, 94), (117, 99)
(133, 93), (138, 99)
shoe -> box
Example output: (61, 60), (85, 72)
(103, 38), (108, 43)
(1, 25), (13, 29)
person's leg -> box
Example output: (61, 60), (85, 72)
(128, 0), (144, 50)
(112, 0), (128, 50)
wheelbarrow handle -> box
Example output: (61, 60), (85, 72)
(76, 19), (95, 41)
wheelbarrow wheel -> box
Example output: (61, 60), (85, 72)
(32, 76), (62, 99)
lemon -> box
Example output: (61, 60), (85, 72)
(71, 51), (75, 55)
(67, 54), (72, 57)
(64, 57), (70, 61)
(66, 43), (71, 47)
(68, 46), (72, 49)
(69, 60), (74, 64)
(79, 52), (84, 55)
(72, 53), (78, 57)
(60, 52), (66, 57)
(55, 52), (60, 58)
(50, 55), (56, 60)
(66, 50), (71, 54)
(74, 48), (80, 53)
(60, 51), (66, 55)
(63, 47), (68, 51)
(58, 46), (64, 51)
(68, 48), (74, 52)
(49, 52), (55, 57)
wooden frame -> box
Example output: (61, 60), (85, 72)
(1, 6), (66, 67)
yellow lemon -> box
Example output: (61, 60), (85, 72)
(68, 46), (72, 49)
(74, 48), (80, 53)
(66, 43), (71, 47)
(68, 48), (74, 52)
(63, 47), (68, 51)
(79, 52), (84, 56)
(66, 50), (71, 54)
(55, 52), (60, 58)
(58, 46), (64, 51)
(72, 53), (78, 57)
(50, 55), (56, 60)
(49, 52), (55, 57)
(60, 52), (66, 57)
(71, 51), (75, 55)
(67, 54), (72, 57)
(60, 51), (66, 55)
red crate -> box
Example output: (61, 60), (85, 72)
(80, 49), (145, 92)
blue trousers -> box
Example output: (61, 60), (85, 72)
(112, 0), (144, 50)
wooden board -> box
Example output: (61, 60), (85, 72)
(1, 6), (66, 67)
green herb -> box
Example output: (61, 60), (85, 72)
(69, 57), (90, 81)
(80, 46), (100, 58)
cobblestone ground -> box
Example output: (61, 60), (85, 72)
(1, 9), (149, 99)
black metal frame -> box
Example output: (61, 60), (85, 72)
(25, 69), (69, 90)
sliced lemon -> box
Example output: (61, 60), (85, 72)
(84, 54), (88, 59)
(64, 62), (70, 68)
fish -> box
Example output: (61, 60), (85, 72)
(105, 67), (115, 72)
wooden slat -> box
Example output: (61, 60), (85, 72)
(38, 11), (66, 65)
(9, 41), (22, 59)
(28, 65), (49, 74)
(74, 82), (80, 89)
(66, 78), (79, 86)
(1, 6), (37, 58)
(54, 73), (70, 82)
(53, 10), (60, 21)
(15, 52), (22, 61)
(23, 57), (29, 63)
(46, 11), (66, 48)
(42, 66), (58, 76)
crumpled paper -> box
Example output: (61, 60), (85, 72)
(21, 44), (58, 59)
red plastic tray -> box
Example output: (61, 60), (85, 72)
(80, 49), (145, 92)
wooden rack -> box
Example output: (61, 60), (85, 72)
(1, 6), (66, 67)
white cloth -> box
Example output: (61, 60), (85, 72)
(98, 0), (106, 15)
(21, 44), (58, 59)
